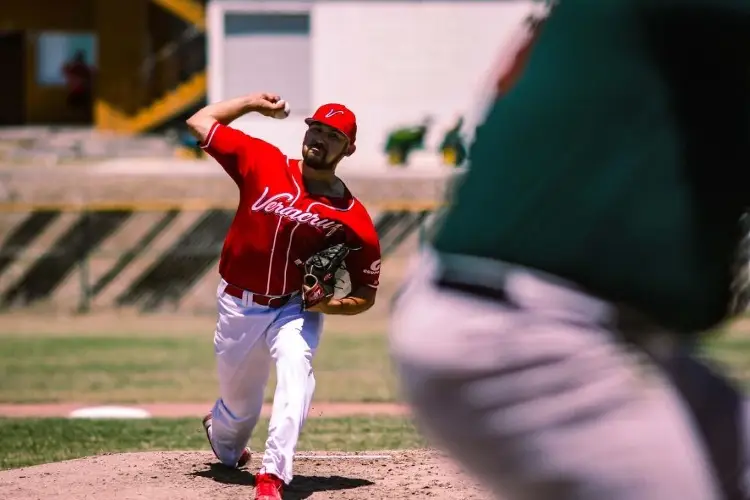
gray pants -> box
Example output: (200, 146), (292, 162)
(388, 249), (735, 500)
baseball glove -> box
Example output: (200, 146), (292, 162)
(296, 243), (350, 309)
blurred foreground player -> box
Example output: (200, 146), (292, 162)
(389, 1), (750, 499)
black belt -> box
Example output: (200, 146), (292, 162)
(434, 264), (509, 302)
(436, 264), (652, 328)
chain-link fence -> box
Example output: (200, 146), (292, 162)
(9, 199), (741, 318)
(0, 202), (439, 315)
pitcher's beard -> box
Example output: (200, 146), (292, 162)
(304, 149), (335, 170)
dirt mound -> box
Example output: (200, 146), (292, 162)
(0, 450), (490, 499)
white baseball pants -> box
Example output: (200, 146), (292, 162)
(389, 249), (722, 500)
(207, 279), (322, 484)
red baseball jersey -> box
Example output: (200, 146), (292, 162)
(200, 122), (381, 297)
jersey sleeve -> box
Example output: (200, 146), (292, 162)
(345, 211), (381, 290)
(199, 122), (271, 185)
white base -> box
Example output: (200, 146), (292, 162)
(68, 406), (152, 420)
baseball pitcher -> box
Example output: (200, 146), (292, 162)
(186, 93), (380, 500)
(389, 1), (750, 499)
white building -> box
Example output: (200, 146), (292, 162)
(207, 0), (547, 169)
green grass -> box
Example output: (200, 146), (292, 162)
(0, 416), (423, 470)
(0, 331), (398, 404)
(4, 326), (750, 406)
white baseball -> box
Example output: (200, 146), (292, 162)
(272, 100), (291, 119)
(333, 267), (352, 299)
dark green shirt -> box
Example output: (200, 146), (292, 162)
(434, 0), (750, 332)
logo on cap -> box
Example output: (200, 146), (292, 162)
(325, 109), (345, 118)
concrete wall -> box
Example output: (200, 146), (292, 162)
(208, 0), (544, 168)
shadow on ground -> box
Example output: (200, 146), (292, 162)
(190, 462), (374, 499)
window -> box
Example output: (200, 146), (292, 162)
(222, 13), (311, 114)
(36, 32), (97, 86)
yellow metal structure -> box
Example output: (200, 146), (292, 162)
(2, 0), (206, 129)
(150, 0), (206, 31)
(96, 72), (207, 134)
(95, 0), (207, 134)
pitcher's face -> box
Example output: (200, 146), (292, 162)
(302, 123), (349, 170)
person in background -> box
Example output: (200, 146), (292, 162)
(62, 50), (93, 112)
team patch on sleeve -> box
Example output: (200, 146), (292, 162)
(363, 259), (380, 288)
(364, 259), (381, 275)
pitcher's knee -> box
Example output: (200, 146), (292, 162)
(274, 344), (313, 374)
(273, 347), (316, 408)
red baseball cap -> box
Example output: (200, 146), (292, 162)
(305, 103), (357, 145)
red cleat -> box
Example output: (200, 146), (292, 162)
(255, 472), (283, 500)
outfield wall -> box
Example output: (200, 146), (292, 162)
(0, 156), (459, 314)
(0, 200), (442, 315)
